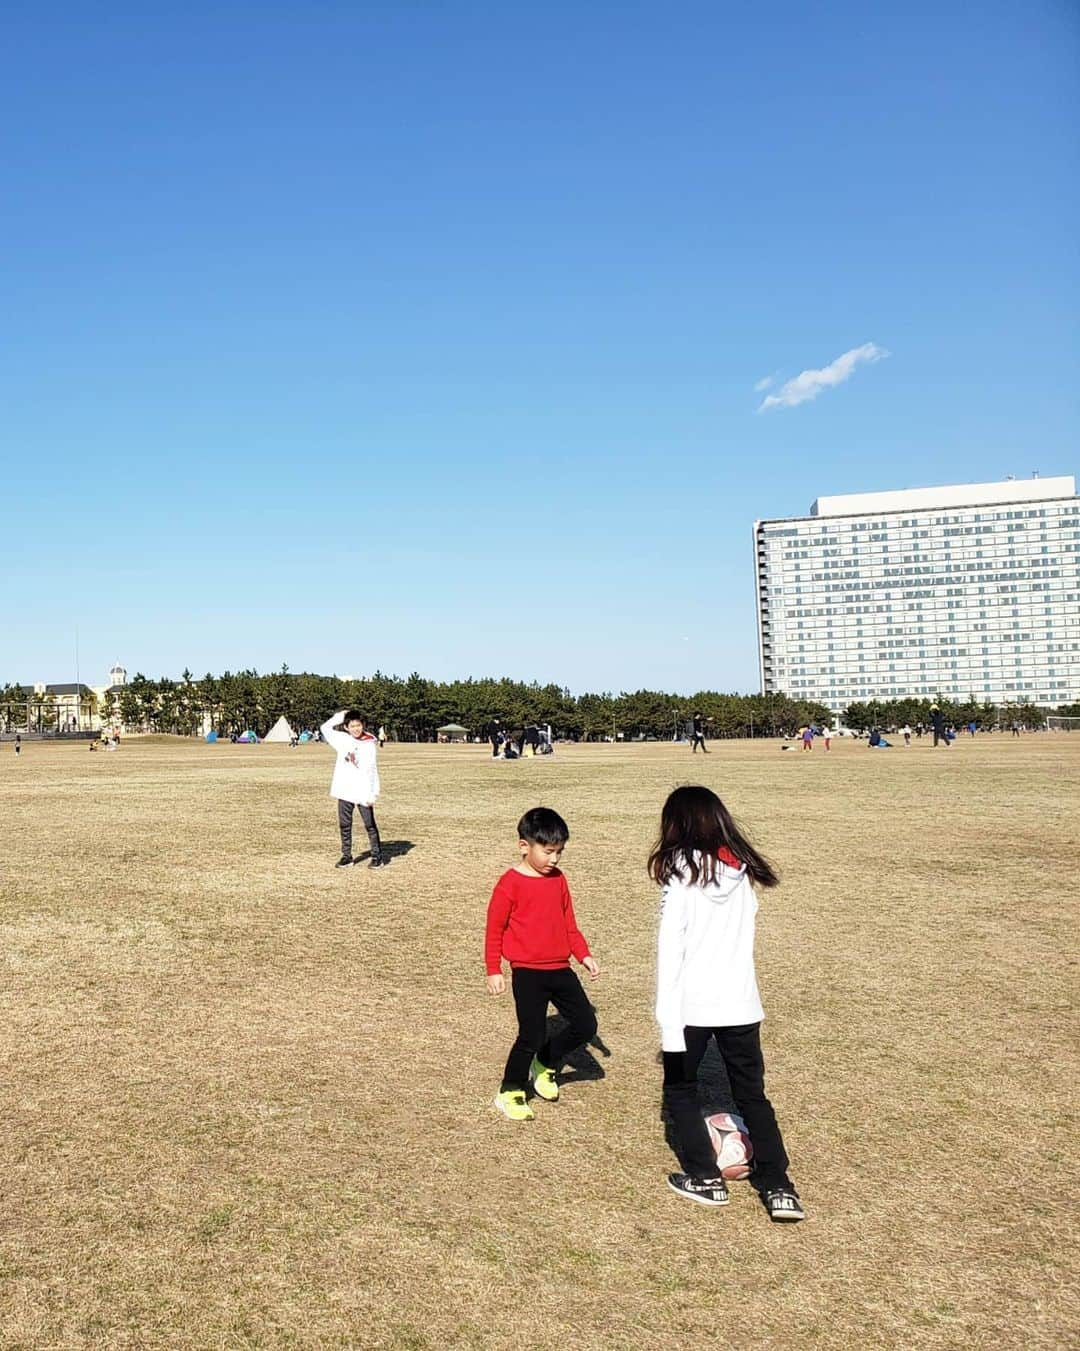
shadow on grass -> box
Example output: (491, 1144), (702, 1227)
(544, 1012), (611, 1084)
(351, 839), (415, 862)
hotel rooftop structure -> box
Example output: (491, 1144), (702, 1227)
(753, 476), (1080, 713)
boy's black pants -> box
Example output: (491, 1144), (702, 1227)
(662, 1023), (793, 1192)
(337, 799), (381, 861)
(501, 966), (597, 1092)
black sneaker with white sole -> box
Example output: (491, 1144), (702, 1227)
(667, 1173), (730, 1207)
(762, 1189), (805, 1222)
(368, 855), (390, 869)
(335, 855), (354, 868)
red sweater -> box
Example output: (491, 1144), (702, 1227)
(484, 868), (591, 975)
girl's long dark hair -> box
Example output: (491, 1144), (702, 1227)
(647, 785), (778, 889)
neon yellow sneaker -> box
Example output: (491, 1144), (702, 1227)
(493, 1090), (534, 1121)
(529, 1057), (559, 1102)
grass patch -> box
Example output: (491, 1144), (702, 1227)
(1, 735), (1078, 1347)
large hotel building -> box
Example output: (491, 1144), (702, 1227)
(754, 476), (1080, 713)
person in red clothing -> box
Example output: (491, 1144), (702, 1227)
(485, 806), (600, 1121)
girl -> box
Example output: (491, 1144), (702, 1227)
(320, 709), (388, 869)
(649, 785), (804, 1221)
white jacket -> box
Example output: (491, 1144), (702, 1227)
(321, 711), (380, 806)
(655, 853), (764, 1052)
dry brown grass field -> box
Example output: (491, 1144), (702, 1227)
(1, 734), (1078, 1349)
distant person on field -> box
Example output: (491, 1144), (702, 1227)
(929, 705), (948, 748)
(968, 721), (977, 738)
(650, 785), (804, 1221)
(822, 726), (832, 752)
(900, 725), (912, 746)
(801, 725), (814, 752)
(15, 733), (21, 756)
(321, 709), (388, 870)
(485, 807), (600, 1121)
(690, 713), (710, 754)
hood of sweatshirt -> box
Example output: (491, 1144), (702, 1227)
(682, 846), (746, 901)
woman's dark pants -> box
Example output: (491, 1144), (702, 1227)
(337, 800), (381, 861)
(662, 1022), (793, 1191)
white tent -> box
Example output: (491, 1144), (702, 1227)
(264, 715), (296, 743)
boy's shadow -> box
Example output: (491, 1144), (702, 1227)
(545, 1012), (611, 1083)
(657, 1041), (736, 1164)
(351, 840), (415, 862)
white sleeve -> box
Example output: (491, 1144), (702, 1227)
(320, 711), (349, 750)
(655, 881), (689, 1053)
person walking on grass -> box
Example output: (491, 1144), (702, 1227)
(650, 785), (804, 1222)
(485, 807), (600, 1120)
(320, 708), (389, 869)
(690, 712), (710, 754)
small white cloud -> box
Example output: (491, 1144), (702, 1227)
(753, 374), (775, 393)
(758, 342), (888, 412)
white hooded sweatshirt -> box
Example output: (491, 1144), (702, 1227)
(655, 852), (764, 1053)
(321, 711), (380, 806)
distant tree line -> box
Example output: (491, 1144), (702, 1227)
(1, 673), (1070, 739)
(0, 670), (832, 741)
(840, 695), (1051, 733)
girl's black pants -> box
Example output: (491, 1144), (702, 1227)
(337, 800), (381, 861)
(662, 1022), (793, 1191)
(501, 966), (597, 1092)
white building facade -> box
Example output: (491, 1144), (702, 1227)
(754, 476), (1080, 713)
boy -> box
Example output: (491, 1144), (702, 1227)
(320, 708), (388, 869)
(485, 807), (600, 1120)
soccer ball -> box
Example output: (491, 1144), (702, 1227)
(705, 1111), (753, 1180)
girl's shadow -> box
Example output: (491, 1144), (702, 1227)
(545, 1011), (610, 1083)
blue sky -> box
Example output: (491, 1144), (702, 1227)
(3, 1), (1077, 693)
